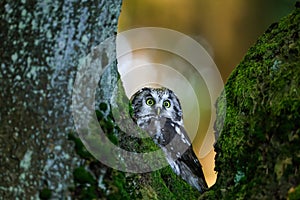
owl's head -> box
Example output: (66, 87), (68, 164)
(130, 87), (183, 125)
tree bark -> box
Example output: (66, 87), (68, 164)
(0, 0), (122, 198)
(202, 2), (300, 199)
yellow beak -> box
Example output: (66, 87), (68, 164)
(156, 107), (161, 116)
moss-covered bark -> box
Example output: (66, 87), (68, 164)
(69, 86), (201, 199)
(205, 2), (300, 199)
(70, 2), (300, 199)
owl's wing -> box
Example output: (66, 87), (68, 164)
(173, 125), (208, 192)
(142, 117), (208, 192)
(178, 144), (208, 191)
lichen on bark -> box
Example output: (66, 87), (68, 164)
(0, 0), (122, 198)
(204, 2), (300, 199)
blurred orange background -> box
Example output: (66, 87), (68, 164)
(117, 0), (295, 186)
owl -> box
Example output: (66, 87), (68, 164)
(130, 87), (208, 193)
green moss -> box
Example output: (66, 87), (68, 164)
(288, 184), (300, 200)
(89, 90), (201, 199)
(73, 167), (96, 185)
(128, 102), (134, 117)
(80, 186), (98, 199)
(68, 133), (94, 160)
(103, 165), (201, 200)
(105, 170), (131, 200)
(69, 59), (204, 199)
(67, 5), (300, 195)
(99, 102), (108, 112)
(95, 109), (104, 120)
(39, 188), (52, 200)
(148, 167), (200, 200)
(212, 3), (300, 199)
(139, 185), (159, 200)
(72, 167), (102, 199)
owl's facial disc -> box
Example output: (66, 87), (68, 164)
(130, 87), (183, 125)
(143, 94), (171, 118)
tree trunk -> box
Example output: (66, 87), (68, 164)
(202, 2), (300, 199)
(0, 0), (122, 199)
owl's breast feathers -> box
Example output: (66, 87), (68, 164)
(141, 117), (208, 193)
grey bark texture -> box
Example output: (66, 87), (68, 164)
(0, 0), (122, 198)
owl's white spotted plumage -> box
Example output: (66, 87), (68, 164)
(130, 87), (208, 193)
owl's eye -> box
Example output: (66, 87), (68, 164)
(146, 98), (155, 106)
(163, 100), (171, 108)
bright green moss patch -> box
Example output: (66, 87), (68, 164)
(288, 184), (300, 200)
(104, 170), (132, 200)
(149, 167), (200, 200)
(211, 3), (300, 199)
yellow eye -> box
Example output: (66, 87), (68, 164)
(163, 100), (171, 108)
(146, 98), (155, 106)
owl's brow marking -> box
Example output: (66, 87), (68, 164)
(144, 93), (154, 100)
(140, 87), (152, 93)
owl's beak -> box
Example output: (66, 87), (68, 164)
(156, 107), (161, 116)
